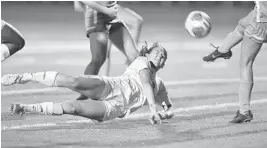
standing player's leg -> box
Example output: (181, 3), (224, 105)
(101, 40), (112, 76)
(109, 22), (139, 65)
(109, 6), (142, 65)
(100, 6), (143, 76)
(1, 20), (25, 62)
(84, 31), (108, 75)
(203, 10), (255, 62)
(230, 19), (267, 124)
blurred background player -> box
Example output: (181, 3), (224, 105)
(203, 1), (267, 123)
(74, 1), (142, 100)
(74, 1), (141, 75)
(103, 4), (143, 76)
(2, 42), (173, 125)
(1, 20), (25, 62)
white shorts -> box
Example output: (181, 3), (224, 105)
(100, 76), (134, 121)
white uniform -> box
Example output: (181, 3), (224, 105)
(99, 56), (172, 121)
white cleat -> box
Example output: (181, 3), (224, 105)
(1, 73), (31, 86)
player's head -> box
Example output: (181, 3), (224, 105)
(140, 42), (167, 71)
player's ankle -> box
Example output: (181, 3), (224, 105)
(217, 49), (230, 54)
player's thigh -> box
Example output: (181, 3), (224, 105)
(62, 99), (107, 121)
(109, 22), (138, 58)
(84, 9), (111, 38)
(101, 96), (125, 121)
(75, 75), (112, 99)
(1, 21), (24, 44)
(236, 10), (255, 34)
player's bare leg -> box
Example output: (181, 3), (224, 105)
(203, 10), (255, 62)
(109, 22), (139, 65)
(230, 36), (262, 123)
(84, 32), (108, 75)
(12, 99), (106, 121)
(2, 71), (107, 99)
(100, 40), (112, 76)
(1, 21), (25, 62)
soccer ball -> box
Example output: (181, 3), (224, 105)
(185, 11), (211, 38)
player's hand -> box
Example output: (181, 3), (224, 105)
(149, 113), (162, 125)
(106, 4), (119, 18)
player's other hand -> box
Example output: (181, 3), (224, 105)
(107, 4), (119, 18)
(149, 113), (162, 125)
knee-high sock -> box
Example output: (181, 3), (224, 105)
(22, 102), (63, 115)
(238, 81), (254, 114)
(22, 71), (58, 86)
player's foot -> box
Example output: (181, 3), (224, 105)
(11, 104), (25, 116)
(230, 110), (253, 124)
(203, 44), (232, 62)
(1, 73), (31, 86)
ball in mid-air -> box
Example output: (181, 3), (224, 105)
(185, 11), (211, 38)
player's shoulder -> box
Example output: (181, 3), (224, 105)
(131, 56), (148, 66)
(127, 56), (149, 73)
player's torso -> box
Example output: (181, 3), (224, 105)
(122, 57), (161, 111)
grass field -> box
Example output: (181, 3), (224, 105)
(1, 2), (267, 148)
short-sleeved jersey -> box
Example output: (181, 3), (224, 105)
(121, 57), (172, 114)
(255, 1), (267, 22)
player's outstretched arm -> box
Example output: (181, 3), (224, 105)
(139, 69), (162, 124)
(155, 79), (174, 120)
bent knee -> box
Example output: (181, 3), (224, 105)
(91, 32), (108, 45)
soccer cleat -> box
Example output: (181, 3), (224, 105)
(1, 73), (30, 86)
(230, 110), (253, 124)
(203, 44), (232, 62)
(11, 104), (25, 116)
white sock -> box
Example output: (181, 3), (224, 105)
(1, 44), (10, 62)
(22, 102), (63, 115)
(31, 71), (58, 86)
(239, 81), (253, 114)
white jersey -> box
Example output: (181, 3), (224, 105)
(120, 56), (172, 114)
